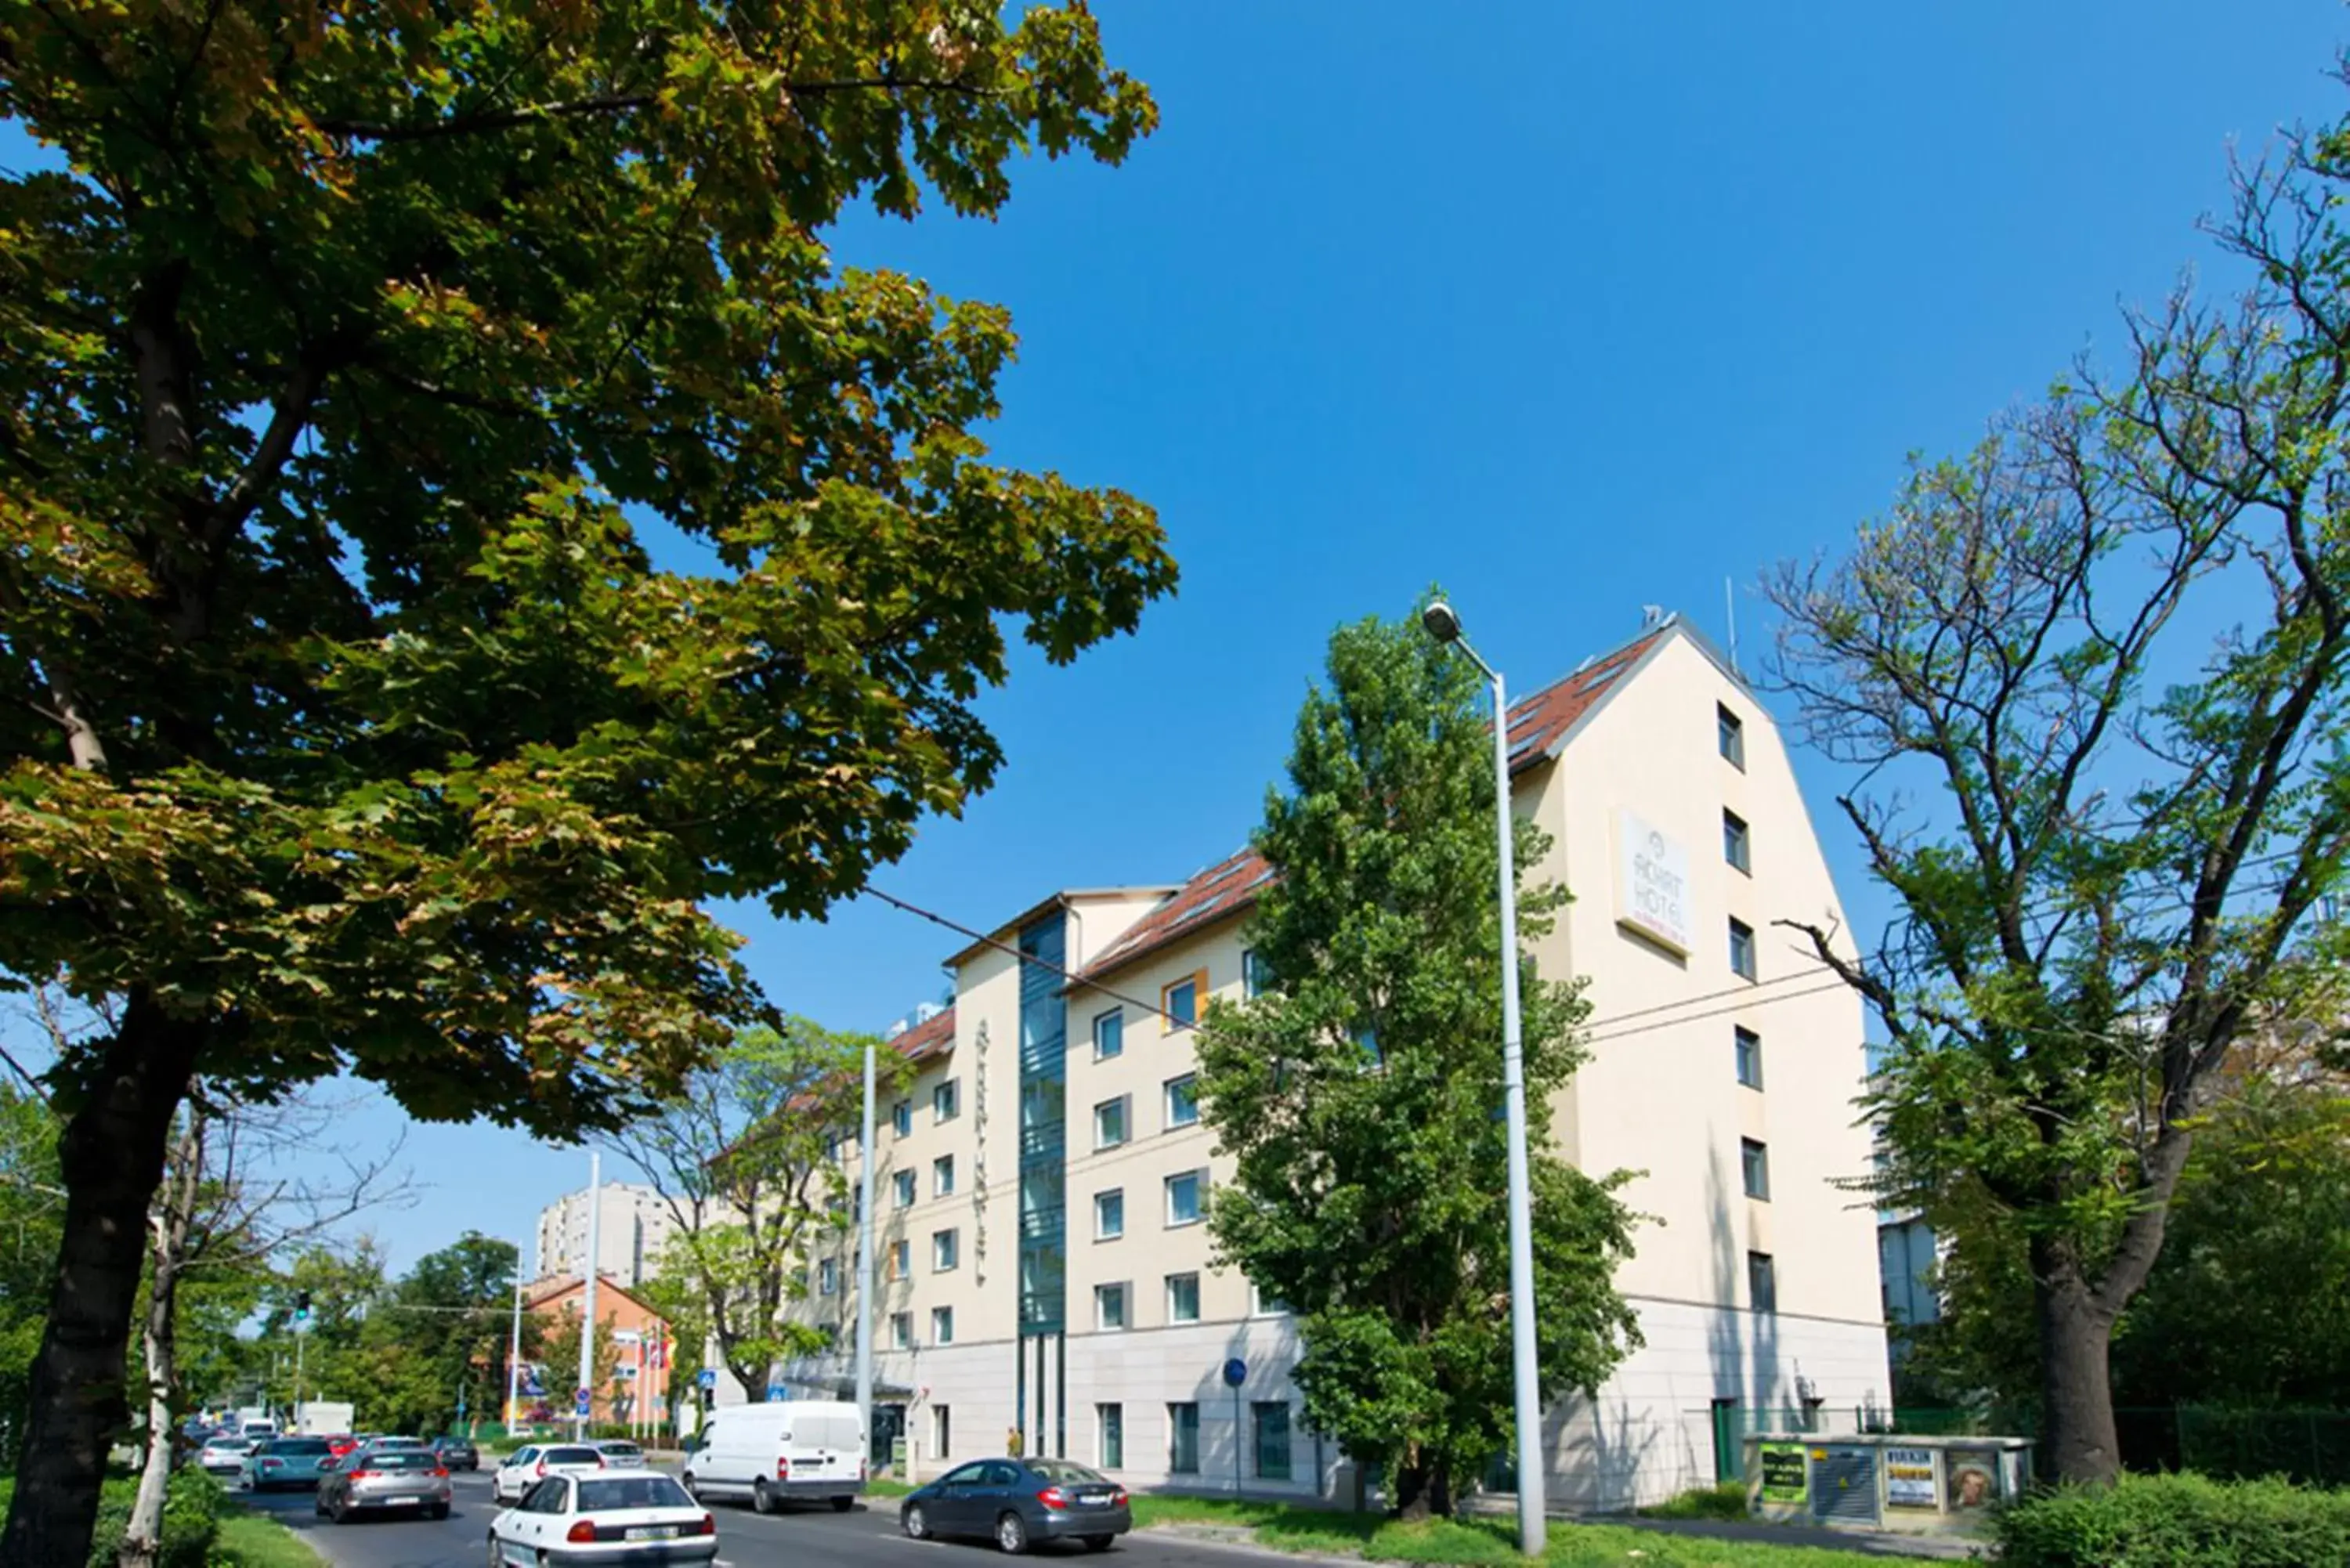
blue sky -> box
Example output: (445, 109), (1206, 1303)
(9, 2), (2348, 1273)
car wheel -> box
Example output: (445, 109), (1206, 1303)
(1084, 1536), (1115, 1552)
(831, 1495), (854, 1513)
(752, 1477), (776, 1515)
(996, 1510), (1030, 1555)
(902, 1504), (931, 1540)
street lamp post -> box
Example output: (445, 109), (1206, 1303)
(1422, 599), (1546, 1556)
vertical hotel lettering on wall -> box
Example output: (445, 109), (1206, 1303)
(973, 1019), (989, 1284)
(1614, 807), (1694, 955)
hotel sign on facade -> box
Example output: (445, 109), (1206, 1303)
(1614, 807), (1693, 955)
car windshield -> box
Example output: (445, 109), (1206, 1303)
(544, 1447), (600, 1465)
(361, 1452), (438, 1471)
(1028, 1460), (1108, 1483)
(577, 1476), (692, 1511)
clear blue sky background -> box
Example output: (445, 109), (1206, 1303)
(9, 2), (2348, 1273)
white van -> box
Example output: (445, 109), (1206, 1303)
(682, 1400), (866, 1513)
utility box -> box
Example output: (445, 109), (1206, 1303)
(1744, 1432), (2031, 1536)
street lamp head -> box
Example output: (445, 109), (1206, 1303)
(1422, 600), (1462, 645)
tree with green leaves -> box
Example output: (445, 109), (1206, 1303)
(1195, 603), (1643, 1520)
(1765, 104), (2350, 1483)
(0, 2), (1166, 1557)
(610, 1018), (901, 1404)
(349, 1234), (519, 1437)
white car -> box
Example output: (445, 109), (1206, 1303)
(490, 1469), (718, 1566)
(491, 1441), (607, 1504)
(194, 1436), (254, 1476)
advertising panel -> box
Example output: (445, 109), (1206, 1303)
(1884, 1447), (1937, 1509)
(1614, 808), (1694, 954)
(1757, 1441), (1808, 1505)
(1946, 1449), (2001, 1512)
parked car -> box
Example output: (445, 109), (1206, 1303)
(591, 1439), (645, 1468)
(194, 1436), (255, 1477)
(359, 1433), (428, 1453)
(323, 1434), (360, 1458)
(489, 1469), (718, 1566)
(899, 1458), (1130, 1554)
(681, 1399), (864, 1512)
(492, 1442), (608, 1503)
(239, 1435), (336, 1491)
(430, 1435), (480, 1471)
(314, 1448), (453, 1523)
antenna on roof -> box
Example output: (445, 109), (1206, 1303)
(1725, 576), (1739, 674)
(1640, 604), (1666, 629)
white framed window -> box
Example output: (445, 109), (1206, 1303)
(1242, 948), (1273, 999)
(932, 1306), (955, 1346)
(1723, 808), (1751, 873)
(1735, 1027), (1762, 1089)
(1251, 1282), (1291, 1317)
(1093, 1009), (1124, 1060)
(1163, 1075), (1198, 1130)
(891, 1311), (913, 1349)
(933, 1227), (960, 1272)
(893, 1169), (916, 1209)
(1094, 1095), (1130, 1151)
(1169, 1403), (1200, 1473)
(1741, 1138), (1771, 1201)
(1097, 1403), (1124, 1469)
(818, 1258), (837, 1296)
(1165, 1169), (1206, 1228)
(1095, 1188), (1125, 1241)
(1748, 1251), (1777, 1314)
(1166, 1271), (1201, 1324)
(934, 1154), (956, 1197)
(892, 1099), (913, 1138)
(1730, 918), (1757, 981)
(933, 1078), (961, 1122)
(1719, 704), (1745, 768)
(1162, 970), (1203, 1031)
(888, 1238), (910, 1280)
(1095, 1282), (1128, 1331)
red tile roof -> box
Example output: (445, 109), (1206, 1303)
(891, 1005), (956, 1067)
(1072, 628), (1666, 987)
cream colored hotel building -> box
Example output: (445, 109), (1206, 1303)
(739, 615), (1890, 1510)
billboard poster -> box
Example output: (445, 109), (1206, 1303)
(1757, 1441), (1808, 1505)
(1884, 1447), (1936, 1509)
(1946, 1449), (2001, 1512)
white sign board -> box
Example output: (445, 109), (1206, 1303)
(1885, 1447), (1937, 1509)
(1614, 808), (1693, 955)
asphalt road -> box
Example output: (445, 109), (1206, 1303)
(240, 1473), (1274, 1568)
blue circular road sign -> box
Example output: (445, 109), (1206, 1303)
(1221, 1358), (1247, 1389)
(574, 1388), (591, 1414)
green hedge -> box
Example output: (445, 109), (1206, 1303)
(0, 1468), (222, 1568)
(1997, 1472), (2350, 1568)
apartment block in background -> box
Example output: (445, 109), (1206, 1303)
(533, 1180), (678, 1290)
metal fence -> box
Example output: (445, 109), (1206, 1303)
(1891, 1406), (2350, 1488)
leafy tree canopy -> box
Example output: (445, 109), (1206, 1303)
(1195, 602), (1642, 1519)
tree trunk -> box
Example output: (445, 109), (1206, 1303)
(0, 998), (203, 1568)
(119, 1246), (180, 1568)
(1392, 1444), (1434, 1521)
(2033, 1235), (2121, 1486)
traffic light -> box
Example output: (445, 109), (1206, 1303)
(293, 1290), (311, 1323)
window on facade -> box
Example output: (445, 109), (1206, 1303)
(1164, 1075), (1199, 1130)
(1166, 1271), (1201, 1324)
(933, 1078), (961, 1122)
(1094, 1096), (1129, 1151)
(1097, 1404), (1124, 1469)
(893, 1169), (916, 1209)
(1719, 704), (1745, 768)
(888, 1238), (910, 1280)
(1741, 1139), (1771, 1201)
(1096, 1188), (1125, 1241)
(818, 1259), (837, 1296)
(934, 1155), (956, 1198)
(1748, 1251), (1777, 1314)
(1095, 1283), (1127, 1331)
(1253, 1402), (1292, 1480)
(1169, 1404), (1201, 1474)
(1729, 918), (1756, 980)
(933, 1227), (960, 1272)
(1243, 949), (1273, 999)
(1251, 1282), (1290, 1317)
(1723, 809), (1750, 873)
(1166, 1170), (1205, 1227)
(1735, 1027), (1762, 1090)
(1093, 1009), (1124, 1060)
(1162, 972), (1202, 1031)
(932, 1306), (954, 1346)
(892, 1099), (913, 1138)
(891, 1311), (913, 1349)
(932, 1405), (952, 1459)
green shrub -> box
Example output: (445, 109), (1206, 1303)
(1997, 1472), (2350, 1568)
(0, 1468), (222, 1568)
(1639, 1480), (1749, 1519)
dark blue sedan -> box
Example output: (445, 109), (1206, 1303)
(900, 1458), (1130, 1553)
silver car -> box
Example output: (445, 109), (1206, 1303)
(315, 1447), (453, 1523)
